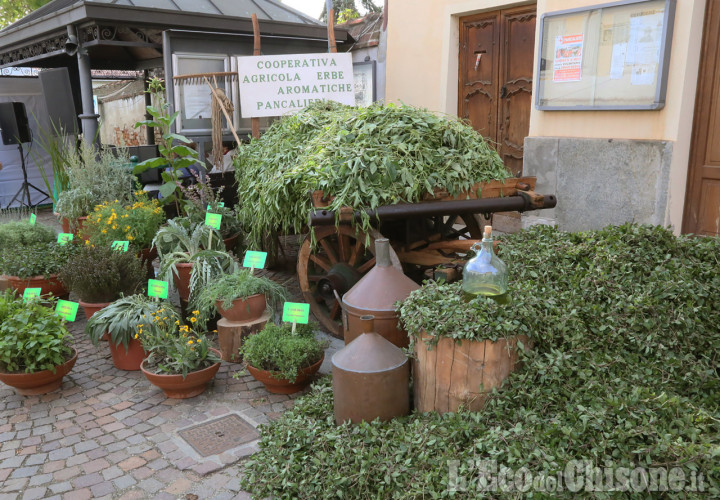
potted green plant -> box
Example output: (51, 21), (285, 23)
(133, 77), (200, 215)
(55, 142), (136, 234)
(86, 295), (178, 371)
(154, 219), (235, 302)
(0, 290), (77, 395)
(59, 244), (147, 320)
(193, 269), (288, 326)
(179, 177), (243, 250)
(240, 322), (327, 394)
(0, 242), (78, 298)
(0, 220), (57, 247)
(138, 309), (222, 398)
(82, 193), (166, 276)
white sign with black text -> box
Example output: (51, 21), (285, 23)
(236, 52), (355, 118)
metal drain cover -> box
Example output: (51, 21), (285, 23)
(177, 414), (259, 457)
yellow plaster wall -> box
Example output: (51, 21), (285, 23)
(385, 0), (708, 231)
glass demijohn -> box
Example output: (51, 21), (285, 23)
(462, 225), (509, 303)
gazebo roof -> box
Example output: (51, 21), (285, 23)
(0, 0), (348, 70)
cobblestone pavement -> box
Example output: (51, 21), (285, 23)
(0, 210), (343, 499)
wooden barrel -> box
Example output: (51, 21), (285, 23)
(413, 332), (529, 413)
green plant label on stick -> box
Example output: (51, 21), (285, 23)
(23, 288), (41, 301)
(57, 233), (73, 245)
(243, 251), (267, 270)
(55, 300), (79, 321)
(205, 212), (222, 230)
(207, 202), (224, 211)
(112, 240), (129, 252)
(29, 214), (36, 225)
(148, 279), (169, 299)
(282, 302), (310, 324)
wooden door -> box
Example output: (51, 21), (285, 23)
(683, 0), (720, 236)
(459, 6), (536, 177)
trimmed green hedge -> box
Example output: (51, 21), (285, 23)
(240, 224), (719, 499)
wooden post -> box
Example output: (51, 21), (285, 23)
(327, 9), (337, 53)
(217, 312), (270, 363)
(251, 13), (261, 140)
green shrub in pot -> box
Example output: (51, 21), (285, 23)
(0, 290), (73, 373)
(59, 244), (147, 303)
(0, 220), (56, 247)
(240, 322), (327, 382)
(0, 242), (78, 279)
(192, 269), (288, 329)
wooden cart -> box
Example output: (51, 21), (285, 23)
(296, 177), (555, 337)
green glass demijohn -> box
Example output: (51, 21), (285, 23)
(462, 225), (509, 303)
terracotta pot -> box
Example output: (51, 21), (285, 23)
(108, 338), (147, 371)
(140, 348), (222, 399)
(61, 217), (87, 238)
(246, 355), (324, 395)
(223, 232), (241, 252)
(172, 262), (193, 301)
(138, 247), (158, 281)
(0, 348), (77, 396)
(6, 274), (68, 299)
(216, 293), (266, 322)
(78, 300), (112, 341)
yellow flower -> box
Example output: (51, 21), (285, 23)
(128, 235), (134, 240)
(190, 317), (196, 323)
(192, 310), (199, 315)
(101, 229), (107, 234)
(134, 334), (139, 339)
(187, 340), (194, 345)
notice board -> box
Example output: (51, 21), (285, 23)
(535, 0), (676, 110)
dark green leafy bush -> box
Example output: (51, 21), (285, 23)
(59, 244), (146, 303)
(0, 242), (78, 278)
(240, 322), (326, 382)
(0, 290), (73, 373)
(241, 224), (720, 499)
(0, 220), (56, 247)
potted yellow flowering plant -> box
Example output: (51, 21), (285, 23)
(138, 309), (222, 399)
(83, 192), (166, 276)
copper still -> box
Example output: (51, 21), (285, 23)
(332, 315), (410, 424)
(341, 238), (419, 348)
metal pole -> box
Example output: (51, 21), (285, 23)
(68, 26), (99, 146)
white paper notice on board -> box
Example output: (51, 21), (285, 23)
(237, 53), (355, 118)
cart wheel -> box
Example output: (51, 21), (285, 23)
(297, 225), (401, 338)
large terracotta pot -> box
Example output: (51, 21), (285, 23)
(7, 274), (68, 299)
(0, 348), (77, 396)
(78, 300), (111, 341)
(108, 338), (147, 371)
(216, 293), (266, 322)
(246, 355), (324, 395)
(138, 247), (158, 281)
(172, 262), (193, 301)
(223, 232), (241, 252)
(140, 348), (222, 399)
(61, 216), (87, 238)
(78, 300), (112, 319)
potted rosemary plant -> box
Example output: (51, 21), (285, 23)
(240, 322), (327, 394)
(0, 242), (77, 298)
(193, 269), (288, 326)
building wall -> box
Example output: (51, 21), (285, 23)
(385, 0), (708, 233)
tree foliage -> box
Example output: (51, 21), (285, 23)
(320, 0), (380, 23)
(0, 0), (51, 29)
